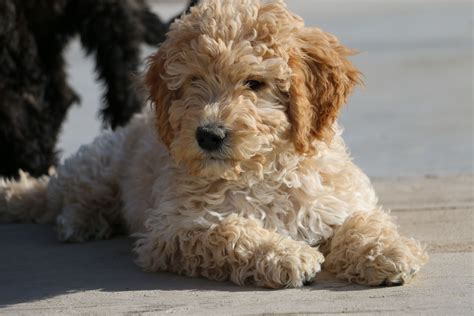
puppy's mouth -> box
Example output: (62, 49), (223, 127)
(209, 157), (228, 161)
(191, 153), (242, 181)
(202, 151), (238, 168)
(207, 151), (230, 160)
(206, 154), (233, 164)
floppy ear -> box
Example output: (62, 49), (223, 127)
(288, 28), (361, 154)
(144, 51), (174, 148)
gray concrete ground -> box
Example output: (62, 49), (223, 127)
(1, 0), (473, 315)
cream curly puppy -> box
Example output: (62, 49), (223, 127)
(0, 0), (427, 288)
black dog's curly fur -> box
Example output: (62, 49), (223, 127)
(0, 0), (196, 178)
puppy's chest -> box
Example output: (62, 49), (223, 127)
(177, 180), (295, 219)
(186, 180), (335, 245)
(225, 182), (295, 221)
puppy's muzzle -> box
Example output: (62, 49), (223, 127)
(196, 125), (228, 152)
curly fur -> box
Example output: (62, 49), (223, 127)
(0, 0), (427, 288)
(0, 0), (195, 178)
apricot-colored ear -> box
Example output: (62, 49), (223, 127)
(288, 28), (361, 154)
(144, 51), (174, 148)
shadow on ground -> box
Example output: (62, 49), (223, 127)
(0, 223), (370, 306)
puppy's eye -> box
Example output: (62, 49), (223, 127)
(245, 79), (265, 91)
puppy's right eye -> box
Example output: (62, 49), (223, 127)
(245, 79), (265, 91)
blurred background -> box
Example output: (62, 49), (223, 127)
(60, 0), (473, 178)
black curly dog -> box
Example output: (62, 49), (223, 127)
(0, 0), (198, 178)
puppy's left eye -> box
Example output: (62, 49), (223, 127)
(245, 79), (265, 91)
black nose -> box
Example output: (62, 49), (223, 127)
(196, 125), (227, 152)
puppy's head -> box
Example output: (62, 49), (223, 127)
(146, 0), (360, 179)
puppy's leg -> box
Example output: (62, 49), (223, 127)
(0, 129), (127, 243)
(324, 210), (428, 286)
(55, 203), (123, 242)
(135, 214), (324, 288)
(51, 133), (126, 242)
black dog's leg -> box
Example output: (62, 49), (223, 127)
(67, 0), (144, 129)
(0, 0), (76, 178)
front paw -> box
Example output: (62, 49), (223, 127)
(325, 211), (428, 286)
(243, 239), (324, 289)
(372, 237), (427, 286)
